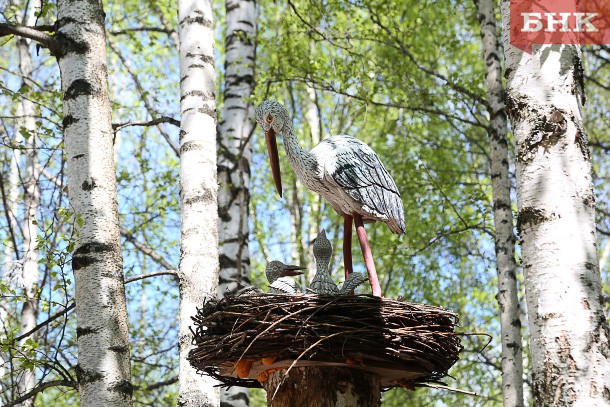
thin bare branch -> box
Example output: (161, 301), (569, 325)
(37, 164), (64, 190)
(270, 76), (486, 128)
(3, 380), (77, 407)
(138, 376), (178, 391)
(107, 40), (180, 156)
(590, 141), (610, 153)
(11, 303), (75, 343)
(113, 116), (180, 132)
(362, 4), (487, 106)
(109, 26), (176, 36)
(585, 74), (610, 92)
(124, 270), (178, 284)
(121, 228), (175, 270)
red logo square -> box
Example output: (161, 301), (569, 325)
(510, 0), (610, 53)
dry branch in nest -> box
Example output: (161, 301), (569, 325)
(188, 293), (462, 389)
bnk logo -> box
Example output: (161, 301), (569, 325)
(510, 0), (610, 53)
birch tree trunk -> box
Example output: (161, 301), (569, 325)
(15, 1), (41, 404)
(56, 0), (132, 405)
(178, 0), (220, 404)
(217, 0), (255, 299)
(501, 2), (610, 405)
(304, 86), (322, 280)
(0, 122), (20, 404)
(1, 0), (25, 389)
(217, 0), (256, 404)
(0, 156), (21, 398)
(474, 1), (524, 405)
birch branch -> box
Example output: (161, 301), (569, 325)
(0, 24), (57, 52)
(107, 40), (180, 156)
(140, 376), (178, 391)
(270, 76), (486, 128)
(12, 303), (75, 343)
(113, 116), (180, 132)
(121, 228), (175, 270)
(109, 26), (176, 36)
(37, 164), (65, 190)
(3, 380), (77, 407)
(0, 170), (20, 259)
(124, 270), (178, 284)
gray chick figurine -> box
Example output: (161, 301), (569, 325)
(310, 230), (368, 295)
(310, 230), (340, 294)
(265, 260), (305, 294)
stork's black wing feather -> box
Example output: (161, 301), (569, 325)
(323, 136), (406, 234)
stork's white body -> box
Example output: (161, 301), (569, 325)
(286, 135), (405, 234)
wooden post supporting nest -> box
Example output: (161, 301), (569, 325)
(262, 367), (381, 407)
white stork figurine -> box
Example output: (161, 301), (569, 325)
(255, 100), (405, 297)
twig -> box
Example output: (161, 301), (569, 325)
(189, 294), (463, 389)
(11, 303), (75, 343)
(145, 376), (178, 391)
(112, 116), (180, 132)
(110, 26), (176, 36)
(121, 228), (176, 271)
(107, 40), (180, 156)
(124, 270), (178, 284)
(37, 164), (65, 190)
(3, 380), (76, 407)
(272, 328), (361, 402)
(416, 382), (478, 396)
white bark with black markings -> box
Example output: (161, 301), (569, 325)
(217, 0), (255, 299)
(178, 0), (220, 405)
(56, 0), (132, 405)
(16, 1), (41, 405)
(501, 2), (610, 405)
(217, 1), (256, 403)
(474, 1), (524, 405)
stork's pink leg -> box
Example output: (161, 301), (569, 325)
(354, 214), (381, 297)
(343, 215), (353, 279)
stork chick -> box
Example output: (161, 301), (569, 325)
(265, 260), (305, 294)
(310, 230), (340, 295)
(310, 230), (368, 295)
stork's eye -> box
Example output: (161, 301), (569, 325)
(266, 114), (273, 123)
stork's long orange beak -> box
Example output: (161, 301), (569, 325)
(265, 128), (283, 197)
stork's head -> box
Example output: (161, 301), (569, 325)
(313, 230), (332, 267)
(255, 100), (291, 197)
(265, 260), (305, 283)
(255, 100), (290, 134)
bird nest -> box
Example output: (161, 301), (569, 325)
(188, 293), (462, 389)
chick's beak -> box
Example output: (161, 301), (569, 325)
(283, 264), (306, 276)
(265, 127), (283, 198)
